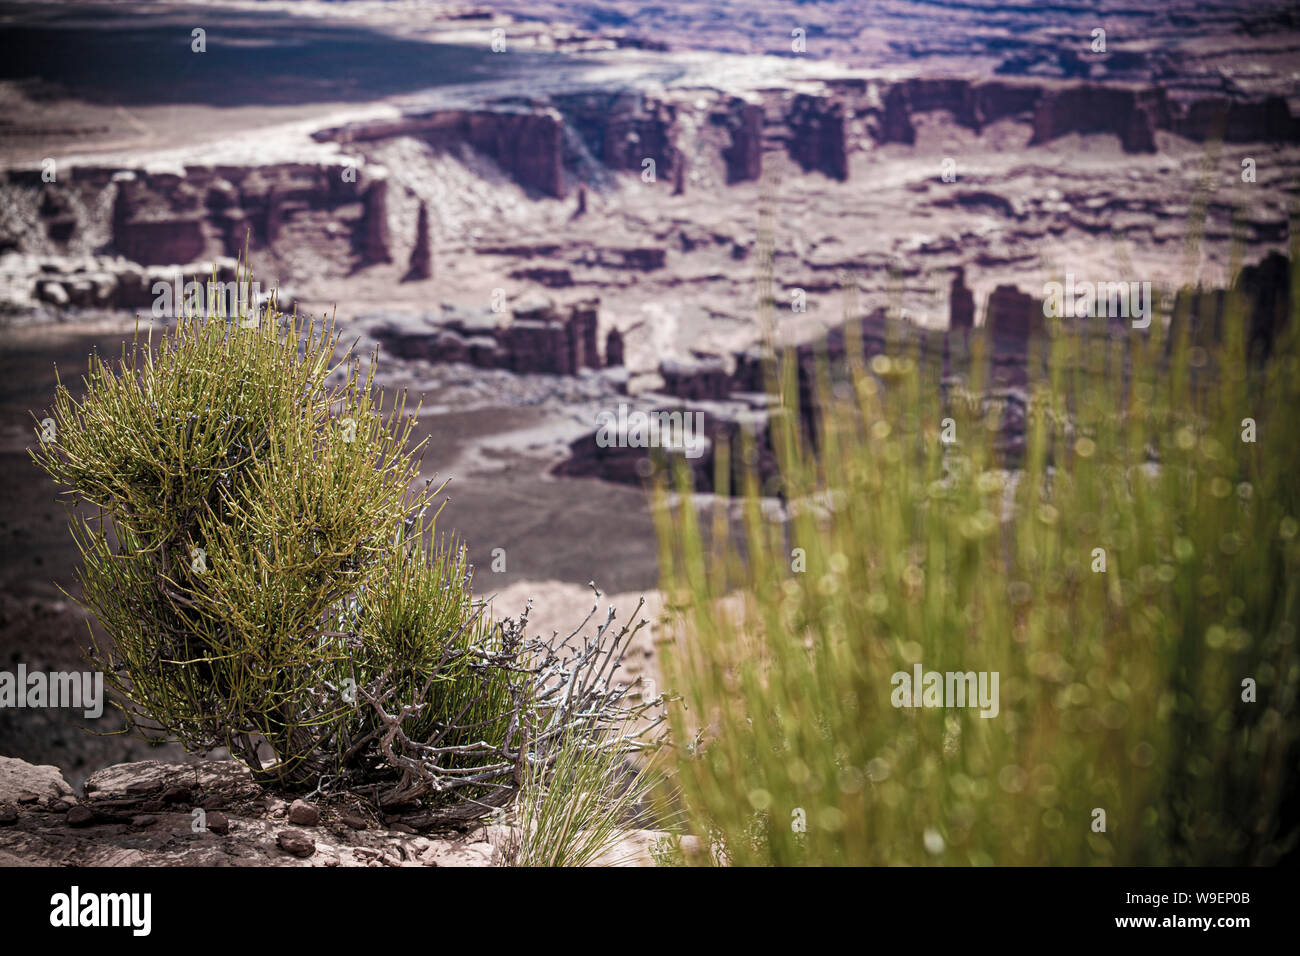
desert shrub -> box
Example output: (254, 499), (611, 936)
(655, 254), (1299, 865)
(32, 279), (659, 825)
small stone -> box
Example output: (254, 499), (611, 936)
(277, 829), (315, 858)
(160, 786), (192, 805)
(130, 814), (157, 828)
(0, 806), (17, 826)
(389, 823), (416, 834)
(66, 805), (94, 827)
(340, 811), (368, 830)
(15, 791), (38, 805)
(207, 811), (230, 835)
(287, 800), (320, 826)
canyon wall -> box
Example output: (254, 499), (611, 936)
(4, 75), (1296, 284)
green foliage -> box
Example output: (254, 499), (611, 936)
(33, 288), (422, 780)
(31, 277), (656, 826)
(655, 258), (1300, 866)
(495, 728), (662, 867)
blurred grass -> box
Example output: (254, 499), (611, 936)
(653, 242), (1300, 866)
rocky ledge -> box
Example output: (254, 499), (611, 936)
(0, 756), (664, 867)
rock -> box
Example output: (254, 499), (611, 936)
(160, 785), (192, 805)
(605, 327), (625, 367)
(114, 217), (210, 266)
(618, 247), (666, 271)
(340, 811), (368, 830)
(950, 268), (976, 332)
(66, 805), (94, 827)
(206, 811), (231, 835)
(510, 265), (573, 287)
(0, 757), (74, 806)
(0, 806), (17, 826)
(721, 100), (764, 184)
(984, 284), (1046, 344)
(553, 91), (676, 185)
(130, 814), (157, 829)
(659, 355), (732, 401)
(374, 298), (607, 377)
(786, 94), (848, 182)
(287, 800), (320, 826)
(84, 760), (255, 804)
(35, 280), (69, 307)
(324, 108), (569, 199)
(405, 201), (433, 281)
(465, 109), (566, 198)
(1031, 86), (1165, 154)
(277, 829), (316, 858)
(360, 178), (392, 265)
(1177, 94), (1298, 145)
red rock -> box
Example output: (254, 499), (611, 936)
(288, 800), (320, 826)
(950, 268), (976, 332)
(114, 217), (209, 266)
(405, 202), (433, 281)
(985, 285), (1046, 343)
(1030, 86), (1167, 154)
(360, 179), (392, 264)
(721, 101), (764, 184)
(785, 94), (848, 182)
(276, 829), (316, 857)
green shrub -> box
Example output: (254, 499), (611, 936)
(32, 277), (658, 826)
(655, 256), (1300, 865)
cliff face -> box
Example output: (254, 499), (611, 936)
(316, 107), (568, 198)
(5, 73), (1296, 279)
(6, 162), (388, 270)
(784, 94), (849, 181)
(1030, 86), (1169, 154)
(555, 92), (680, 183)
(720, 100), (765, 184)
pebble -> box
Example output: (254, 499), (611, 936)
(277, 829), (316, 858)
(287, 800), (320, 826)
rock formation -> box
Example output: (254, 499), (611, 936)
(373, 296), (603, 376)
(949, 268), (976, 332)
(405, 202), (432, 281)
